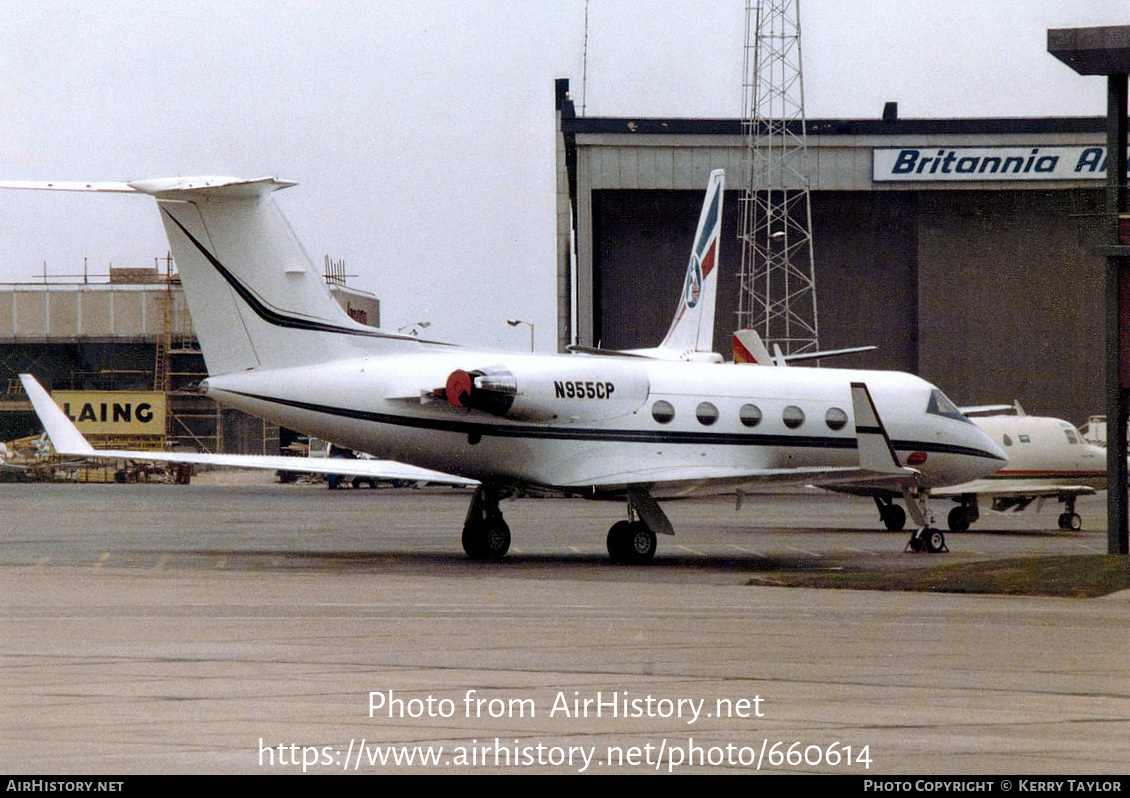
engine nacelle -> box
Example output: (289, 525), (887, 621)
(444, 361), (649, 422)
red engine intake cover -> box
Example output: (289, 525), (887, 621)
(445, 369), (475, 408)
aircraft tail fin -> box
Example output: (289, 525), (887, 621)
(142, 177), (410, 375)
(656, 169), (724, 357)
(2, 177), (419, 377)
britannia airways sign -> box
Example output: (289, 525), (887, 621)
(873, 145), (1126, 182)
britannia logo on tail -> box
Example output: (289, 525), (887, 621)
(682, 256), (703, 309)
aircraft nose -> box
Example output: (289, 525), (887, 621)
(978, 428), (1008, 469)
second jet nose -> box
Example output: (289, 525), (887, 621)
(961, 425), (1009, 482)
(977, 424), (1009, 467)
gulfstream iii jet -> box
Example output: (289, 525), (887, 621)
(9, 172), (1005, 561)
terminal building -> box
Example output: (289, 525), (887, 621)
(554, 79), (1108, 425)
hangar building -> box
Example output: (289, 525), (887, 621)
(554, 79), (1108, 425)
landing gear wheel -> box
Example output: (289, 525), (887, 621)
(625, 522), (657, 564)
(947, 506), (971, 533)
(906, 528), (945, 553)
(1058, 512), (1082, 531)
(607, 521), (656, 564)
(606, 520), (632, 562)
(462, 518), (511, 560)
(923, 528), (947, 553)
(461, 524), (482, 558)
(461, 485), (511, 560)
(880, 504), (907, 531)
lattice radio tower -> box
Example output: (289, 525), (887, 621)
(736, 0), (820, 356)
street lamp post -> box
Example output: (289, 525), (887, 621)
(507, 319), (534, 352)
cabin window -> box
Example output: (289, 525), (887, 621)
(651, 400), (675, 424)
(1019, 434), (1030, 443)
(696, 402), (719, 426)
(783, 405), (805, 429)
(825, 407), (848, 431)
(1002, 434), (1013, 447)
(739, 404), (762, 428)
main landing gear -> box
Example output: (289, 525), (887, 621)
(606, 487), (672, 565)
(459, 484), (672, 564)
(946, 495), (980, 533)
(461, 485), (511, 560)
(606, 520), (657, 564)
(874, 497), (907, 531)
(1058, 495), (1082, 531)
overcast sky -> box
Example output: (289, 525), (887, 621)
(0, 1), (1124, 349)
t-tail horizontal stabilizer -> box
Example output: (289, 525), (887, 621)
(733, 329), (876, 366)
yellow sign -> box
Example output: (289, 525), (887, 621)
(54, 391), (166, 436)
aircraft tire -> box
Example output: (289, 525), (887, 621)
(462, 519), (511, 560)
(924, 528), (946, 554)
(908, 533), (926, 553)
(462, 523), (484, 559)
(607, 520), (632, 563)
(607, 521), (656, 564)
(624, 522), (657, 564)
(881, 504), (906, 531)
(1058, 512), (1082, 531)
(483, 519), (511, 558)
(947, 506), (971, 533)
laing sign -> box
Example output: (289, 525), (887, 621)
(873, 145), (1128, 182)
(54, 391), (166, 436)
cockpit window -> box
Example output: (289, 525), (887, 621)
(926, 389), (972, 424)
(1061, 424), (1079, 445)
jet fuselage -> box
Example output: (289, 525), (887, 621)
(203, 349), (1005, 496)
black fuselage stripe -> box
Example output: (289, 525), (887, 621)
(225, 390), (1005, 461)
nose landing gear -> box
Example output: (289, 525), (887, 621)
(906, 527), (947, 554)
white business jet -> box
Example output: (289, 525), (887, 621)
(9, 171), (1005, 561)
(931, 403), (1106, 532)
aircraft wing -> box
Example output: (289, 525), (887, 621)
(18, 374), (478, 487)
(562, 466), (920, 498)
(558, 381), (920, 496)
(932, 480), (1096, 499)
